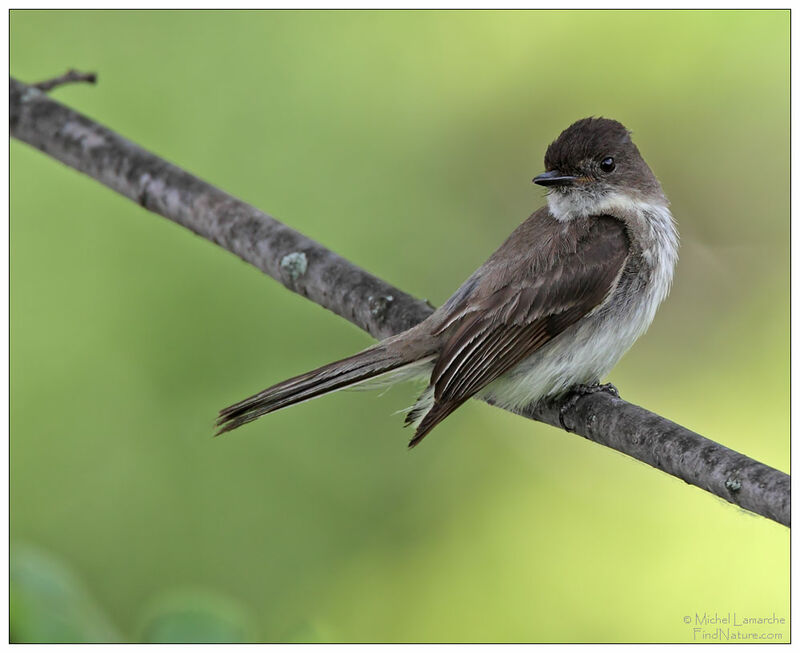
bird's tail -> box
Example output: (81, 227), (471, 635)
(216, 338), (433, 435)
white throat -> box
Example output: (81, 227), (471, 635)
(547, 189), (662, 223)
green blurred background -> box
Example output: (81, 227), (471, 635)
(10, 9), (789, 643)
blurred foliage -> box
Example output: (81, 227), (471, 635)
(10, 9), (788, 643)
(137, 589), (256, 643)
(10, 544), (119, 643)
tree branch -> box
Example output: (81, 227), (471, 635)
(9, 76), (789, 527)
(31, 68), (97, 92)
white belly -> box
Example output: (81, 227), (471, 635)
(480, 294), (655, 408)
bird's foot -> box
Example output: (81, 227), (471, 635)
(558, 383), (619, 432)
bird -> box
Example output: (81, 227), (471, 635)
(217, 117), (679, 448)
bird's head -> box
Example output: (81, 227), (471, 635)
(534, 117), (665, 221)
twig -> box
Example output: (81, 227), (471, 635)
(31, 69), (97, 93)
(9, 76), (790, 527)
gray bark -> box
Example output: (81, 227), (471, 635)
(10, 76), (789, 527)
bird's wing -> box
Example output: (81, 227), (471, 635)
(409, 215), (630, 446)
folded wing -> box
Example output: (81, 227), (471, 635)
(409, 214), (630, 447)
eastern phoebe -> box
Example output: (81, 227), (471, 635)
(217, 117), (679, 447)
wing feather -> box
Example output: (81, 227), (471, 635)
(410, 214), (630, 446)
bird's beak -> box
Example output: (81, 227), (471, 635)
(532, 170), (579, 187)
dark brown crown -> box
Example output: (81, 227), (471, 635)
(544, 117), (632, 174)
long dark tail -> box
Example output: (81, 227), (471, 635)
(216, 342), (421, 435)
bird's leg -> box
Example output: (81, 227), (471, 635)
(558, 382), (619, 432)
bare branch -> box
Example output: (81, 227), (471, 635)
(9, 76), (789, 527)
(31, 68), (97, 92)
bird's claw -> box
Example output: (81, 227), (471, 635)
(558, 383), (619, 431)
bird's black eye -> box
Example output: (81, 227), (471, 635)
(599, 157), (615, 173)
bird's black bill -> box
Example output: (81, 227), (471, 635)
(533, 170), (578, 187)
